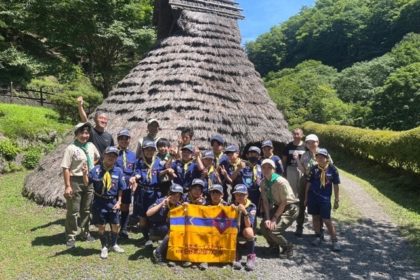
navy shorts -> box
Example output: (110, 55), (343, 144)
(92, 201), (120, 225)
(121, 189), (132, 204)
(133, 189), (163, 218)
(307, 198), (331, 219)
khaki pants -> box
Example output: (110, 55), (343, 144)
(286, 166), (304, 197)
(65, 176), (93, 241)
(260, 203), (299, 247)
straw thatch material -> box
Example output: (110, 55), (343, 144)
(23, 0), (292, 207)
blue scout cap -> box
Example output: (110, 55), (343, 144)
(191, 178), (205, 188)
(248, 146), (261, 154)
(225, 144), (239, 153)
(202, 150), (214, 159)
(117, 128), (130, 138)
(261, 140), (273, 148)
(209, 184), (224, 194)
(142, 140), (156, 150)
(316, 148), (329, 158)
(210, 134), (225, 145)
(169, 183), (184, 194)
(104, 146), (119, 156)
(181, 144), (194, 152)
(232, 184), (248, 194)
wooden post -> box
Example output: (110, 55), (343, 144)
(9, 81), (13, 103)
(40, 88), (44, 106)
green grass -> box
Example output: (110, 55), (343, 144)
(0, 103), (71, 140)
(0, 171), (361, 279)
(0, 171), (254, 279)
(331, 149), (420, 261)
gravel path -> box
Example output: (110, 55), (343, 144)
(240, 173), (420, 280)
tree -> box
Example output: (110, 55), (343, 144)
(21, 0), (156, 96)
(370, 62), (420, 130)
(264, 60), (351, 126)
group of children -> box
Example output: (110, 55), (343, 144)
(61, 103), (342, 271)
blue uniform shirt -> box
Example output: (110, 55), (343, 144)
(147, 197), (182, 225)
(235, 199), (257, 230)
(238, 163), (262, 192)
(171, 160), (201, 190)
(134, 157), (163, 189)
(89, 165), (127, 208)
(115, 149), (137, 184)
(307, 164), (340, 202)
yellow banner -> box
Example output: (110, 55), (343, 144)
(167, 204), (239, 263)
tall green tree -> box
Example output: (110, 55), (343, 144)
(370, 62), (420, 130)
(21, 0), (156, 96)
(265, 60), (351, 126)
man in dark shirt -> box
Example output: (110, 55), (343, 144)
(77, 96), (114, 156)
(282, 128), (306, 197)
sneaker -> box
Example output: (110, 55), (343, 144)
(80, 233), (95, 242)
(295, 227), (303, 237)
(182, 261), (192, 268)
(199, 262), (208, 270)
(66, 239), (76, 248)
(100, 247), (108, 259)
(280, 244), (293, 259)
(167, 261), (176, 267)
(111, 244), (125, 253)
(145, 240), (153, 247)
(332, 241), (341, 252)
(311, 236), (323, 246)
(119, 231), (129, 240)
(152, 249), (163, 264)
(245, 254), (256, 271)
(232, 261), (242, 270)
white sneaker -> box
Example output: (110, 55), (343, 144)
(145, 240), (153, 247)
(100, 247), (108, 259)
(112, 244), (125, 253)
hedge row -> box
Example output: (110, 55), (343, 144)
(302, 121), (420, 174)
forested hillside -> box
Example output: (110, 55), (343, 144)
(0, 0), (156, 101)
(247, 0), (420, 130)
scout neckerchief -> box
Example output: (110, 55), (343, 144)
(206, 164), (216, 187)
(118, 147), (127, 169)
(231, 158), (242, 172)
(264, 173), (280, 205)
(183, 159), (193, 175)
(252, 163), (258, 183)
(102, 165), (113, 194)
(214, 152), (223, 167)
(318, 163), (330, 188)
(143, 156), (156, 182)
(73, 140), (93, 170)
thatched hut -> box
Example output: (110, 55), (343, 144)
(23, 0), (292, 207)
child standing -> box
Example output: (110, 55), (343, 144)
(305, 148), (341, 251)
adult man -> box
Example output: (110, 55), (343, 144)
(61, 122), (100, 248)
(282, 128), (306, 196)
(260, 159), (299, 259)
(136, 119), (161, 158)
(77, 96), (114, 156)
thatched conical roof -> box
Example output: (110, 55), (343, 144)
(23, 0), (292, 207)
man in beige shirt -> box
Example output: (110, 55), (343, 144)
(260, 159), (299, 259)
(61, 122), (100, 248)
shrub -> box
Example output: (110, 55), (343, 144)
(23, 147), (43, 169)
(0, 139), (21, 160)
(302, 121), (420, 173)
